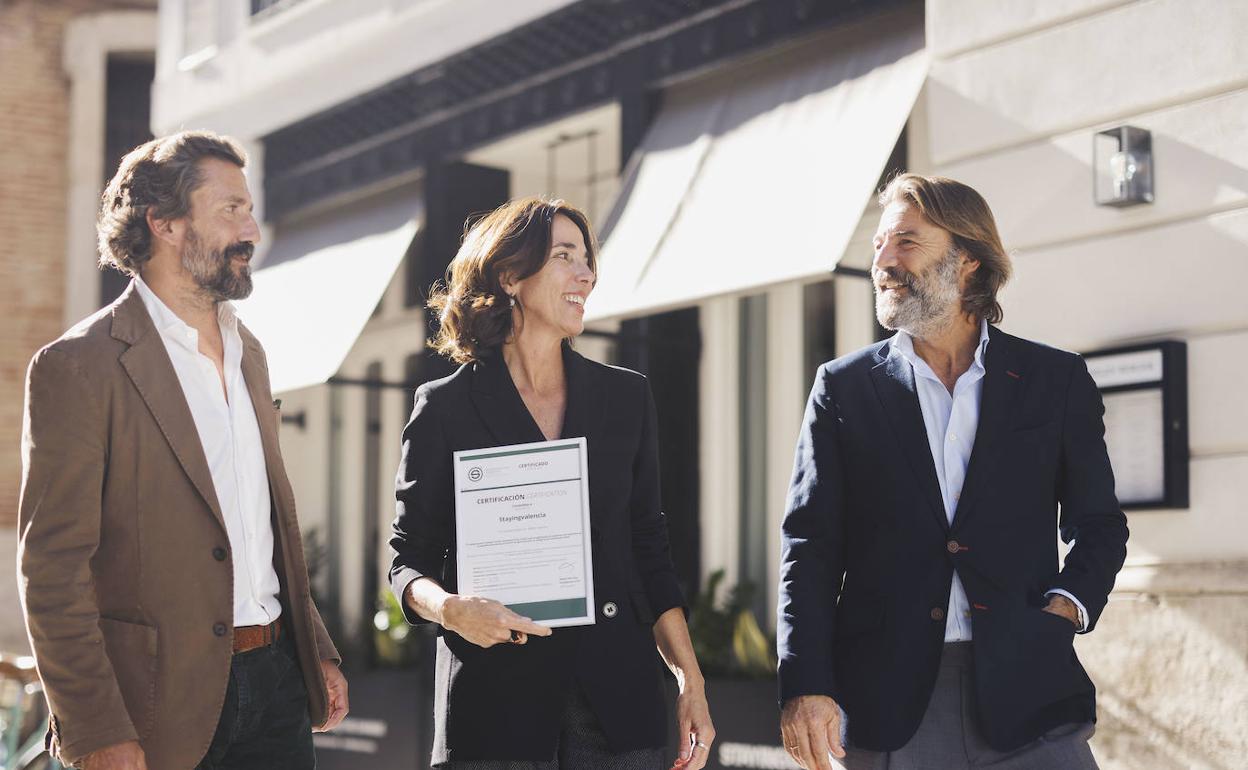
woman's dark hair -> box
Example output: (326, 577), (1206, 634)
(428, 197), (598, 364)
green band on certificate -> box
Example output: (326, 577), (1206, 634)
(507, 598), (587, 621)
(460, 443), (580, 461)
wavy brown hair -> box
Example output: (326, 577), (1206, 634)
(97, 130), (247, 276)
(428, 197), (598, 364)
(879, 173), (1012, 324)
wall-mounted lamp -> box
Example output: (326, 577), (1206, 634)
(1094, 125), (1153, 207)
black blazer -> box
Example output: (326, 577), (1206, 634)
(777, 326), (1129, 753)
(390, 345), (684, 763)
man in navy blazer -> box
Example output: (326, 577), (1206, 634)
(778, 174), (1128, 770)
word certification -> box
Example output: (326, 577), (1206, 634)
(453, 437), (594, 627)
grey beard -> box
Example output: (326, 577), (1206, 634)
(875, 247), (963, 339)
(182, 229), (253, 301)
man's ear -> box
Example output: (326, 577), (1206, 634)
(146, 208), (183, 249)
(960, 252), (981, 280)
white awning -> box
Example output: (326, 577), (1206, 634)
(585, 14), (927, 322)
(234, 189), (422, 393)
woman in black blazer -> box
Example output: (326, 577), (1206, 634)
(390, 197), (714, 769)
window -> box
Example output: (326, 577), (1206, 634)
(803, 279), (837, 384)
(362, 361), (383, 664)
(100, 55), (154, 308)
(738, 293), (768, 620)
(250, 0), (309, 20)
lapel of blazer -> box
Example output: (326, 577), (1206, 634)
(238, 323), (301, 589)
(561, 346), (607, 539)
(558, 344), (606, 443)
(238, 326), (287, 509)
(468, 349), (547, 447)
(112, 281), (226, 531)
(468, 344), (607, 444)
(869, 338), (949, 534)
(951, 326), (1027, 530)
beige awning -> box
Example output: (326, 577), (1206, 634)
(585, 14), (927, 322)
(234, 189), (422, 393)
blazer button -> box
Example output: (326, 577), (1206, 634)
(212, 547), (227, 562)
(930, 607), (945, 621)
(946, 540), (961, 554)
(213, 622), (228, 637)
(602, 601), (618, 619)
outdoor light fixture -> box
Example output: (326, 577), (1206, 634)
(1094, 125), (1153, 206)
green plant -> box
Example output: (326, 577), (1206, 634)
(373, 588), (420, 667)
(687, 569), (777, 679)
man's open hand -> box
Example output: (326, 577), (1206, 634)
(781, 695), (845, 770)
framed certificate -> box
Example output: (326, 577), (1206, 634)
(453, 437), (595, 627)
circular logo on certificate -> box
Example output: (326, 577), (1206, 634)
(468, 466), (484, 482)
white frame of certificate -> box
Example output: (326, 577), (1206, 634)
(452, 437), (596, 627)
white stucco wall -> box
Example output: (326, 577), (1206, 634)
(924, 0), (1248, 765)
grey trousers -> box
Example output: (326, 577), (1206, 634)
(436, 685), (665, 770)
(843, 643), (1098, 770)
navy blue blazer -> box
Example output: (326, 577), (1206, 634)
(390, 346), (684, 763)
(777, 326), (1129, 752)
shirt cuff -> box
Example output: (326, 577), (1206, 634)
(1045, 589), (1088, 632)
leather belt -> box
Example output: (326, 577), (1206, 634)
(233, 618), (282, 654)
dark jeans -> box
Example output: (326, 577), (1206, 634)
(195, 628), (316, 770)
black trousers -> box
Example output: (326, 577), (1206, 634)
(436, 684), (665, 770)
(194, 628), (316, 770)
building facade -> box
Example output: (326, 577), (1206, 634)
(5, 0), (1234, 767)
(923, 3), (1247, 766)
(0, 0), (157, 655)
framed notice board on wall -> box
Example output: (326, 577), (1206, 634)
(1082, 341), (1188, 510)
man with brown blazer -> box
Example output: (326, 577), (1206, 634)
(17, 131), (348, 770)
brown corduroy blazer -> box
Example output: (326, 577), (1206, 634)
(17, 281), (339, 769)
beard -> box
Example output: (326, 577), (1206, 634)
(873, 246), (963, 339)
(182, 226), (254, 301)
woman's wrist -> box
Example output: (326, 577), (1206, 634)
(674, 666), (706, 694)
(436, 592), (460, 630)
(407, 577), (457, 627)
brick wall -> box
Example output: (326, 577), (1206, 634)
(0, 0), (153, 528)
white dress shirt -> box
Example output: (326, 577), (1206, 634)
(893, 320), (1086, 641)
(135, 278), (282, 627)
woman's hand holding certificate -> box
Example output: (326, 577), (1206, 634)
(439, 594), (552, 648)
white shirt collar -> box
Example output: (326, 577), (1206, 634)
(891, 318), (991, 375)
(133, 276), (239, 349)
